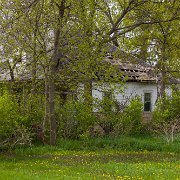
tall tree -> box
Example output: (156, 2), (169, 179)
(1, 0), (179, 145)
(126, 0), (180, 97)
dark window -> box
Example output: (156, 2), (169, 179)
(144, 93), (151, 111)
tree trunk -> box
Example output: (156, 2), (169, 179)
(46, 0), (66, 145)
(160, 68), (166, 98)
(49, 64), (56, 145)
(48, 27), (61, 145)
(31, 52), (37, 94)
(31, 26), (38, 94)
(159, 35), (167, 98)
(44, 73), (50, 135)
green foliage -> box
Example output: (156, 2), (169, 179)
(124, 97), (143, 135)
(55, 136), (179, 153)
(2, 135), (180, 153)
(95, 113), (117, 136)
(153, 91), (180, 123)
(21, 94), (44, 126)
(90, 96), (143, 137)
(93, 94), (123, 136)
(56, 99), (96, 139)
(0, 125), (33, 150)
(0, 91), (45, 148)
(152, 91), (180, 143)
(0, 91), (27, 138)
(113, 97), (143, 136)
(1, 0), (179, 147)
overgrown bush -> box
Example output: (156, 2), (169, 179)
(152, 91), (180, 143)
(0, 90), (44, 148)
(56, 95), (143, 139)
(113, 97), (143, 136)
(0, 91), (27, 139)
(92, 96), (143, 137)
(56, 99), (96, 139)
(0, 125), (33, 149)
(94, 95), (126, 136)
(92, 112), (118, 136)
(21, 94), (44, 126)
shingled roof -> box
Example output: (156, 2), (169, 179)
(104, 56), (157, 82)
(102, 43), (157, 82)
(0, 58), (157, 83)
(1, 42), (176, 84)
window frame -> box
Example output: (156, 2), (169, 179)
(143, 92), (152, 112)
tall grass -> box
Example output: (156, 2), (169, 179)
(11, 136), (180, 155)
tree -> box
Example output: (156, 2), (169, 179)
(152, 91), (180, 143)
(0, 0), (179, 145)
(121, 0), (180, 97)
(1, 0), (104, 145)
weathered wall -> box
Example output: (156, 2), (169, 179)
(115, 82), (158, 111)
(80, 81), (172, 112)
(92, 82), (159, 112)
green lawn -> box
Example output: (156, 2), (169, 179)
(1, 136), (180, 179)
(0, 148), (179, 180)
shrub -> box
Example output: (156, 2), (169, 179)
(0, 91), (44, 148)
(152, 91), (180, 143)
(56, 96), (143, 139)
(0, 91), (26, 138)
(0, 125), (33, 149)
(94, 95), (126, 136)
(56, 99), (96, 139)
(20, 94), (44, 126)
(113, 97), (143, 136)
(91, 112), (118, 136)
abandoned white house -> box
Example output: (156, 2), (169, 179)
(91, 58), (172, 112)
(0, 45), (178, 118)
(0, 59), (174, 112)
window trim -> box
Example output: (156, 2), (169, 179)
(143, 91), (152, 112)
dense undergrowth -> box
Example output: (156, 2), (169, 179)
(3, 135), (178, 155)
(0, 90), (179, 150)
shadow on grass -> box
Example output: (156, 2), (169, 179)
(1, 149), (180, 167)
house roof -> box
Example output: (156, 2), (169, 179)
(104, 56), (157, 82)
(0, 43), (178, 84)
(102, 43), (157, 82)
(104, 44), (179, 84)
(0, 57), (158, 83)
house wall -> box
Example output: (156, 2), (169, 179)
(80, 81), (172, 112)
(92, 82), (159, 111)
(115, 82), (158, 111)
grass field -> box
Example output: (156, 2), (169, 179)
(0, 137), (180, 179)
